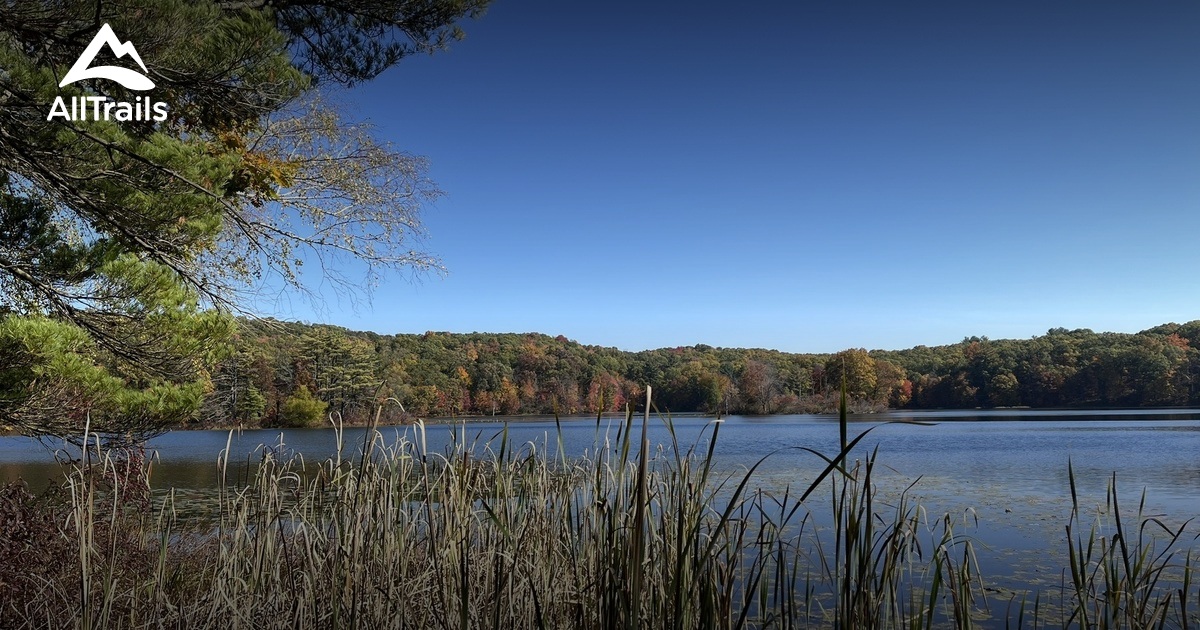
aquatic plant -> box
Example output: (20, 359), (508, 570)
(0, 399), (1195, 628)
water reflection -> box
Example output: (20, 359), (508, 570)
(4, 412), (1200, 503)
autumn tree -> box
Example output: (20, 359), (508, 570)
(198, 321), (1200, 424)
(874, 359), (910, 407)
(739, 359), (778, 414)
(824, 349), (877, 401)
(586, 373), (626, 414)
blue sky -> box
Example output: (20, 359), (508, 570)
(267, 0), (1200, 354)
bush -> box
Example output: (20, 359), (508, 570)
(279, 386), (327, 427)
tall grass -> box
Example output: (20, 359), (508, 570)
(0, 401), (1196, 628)
(1063, 461), (1197, 629)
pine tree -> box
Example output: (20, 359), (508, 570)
(0, 1), (486, 441)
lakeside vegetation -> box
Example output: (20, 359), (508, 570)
(202, 319), (1200, 427)
(3, 4), (1196, 625)
(2, 403), (1195, 628)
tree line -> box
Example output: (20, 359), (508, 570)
(200, 320), (1200, 427)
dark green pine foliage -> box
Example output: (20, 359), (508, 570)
(0, 0), (487, 441)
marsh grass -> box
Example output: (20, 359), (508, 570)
(1062, 461), (1198, 629)
(0, 400), (1196, 628)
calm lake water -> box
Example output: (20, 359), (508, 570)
(3, 408), (1199, 607)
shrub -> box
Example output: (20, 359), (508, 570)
(278, 386), (327, 427)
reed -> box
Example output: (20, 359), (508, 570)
(0, 402), (1195, 629)
(1063, 461), (1197, 629)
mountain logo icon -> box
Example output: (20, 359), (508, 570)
(59, 23), (155, 91)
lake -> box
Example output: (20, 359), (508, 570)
(3, 408), (1199, 611)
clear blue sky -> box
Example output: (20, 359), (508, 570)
(266, 0), (1200, 354)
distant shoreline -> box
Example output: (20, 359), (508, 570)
(185, 405), (1200, 432)
(8, 406), (1199, 440)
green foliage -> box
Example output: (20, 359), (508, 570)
(0, 307), (222, 442)
(987, 372), (1021, 407)
(279, 385), (328, 428)
(0, 1), (487, 439)
(201, 319), (1200, 423)
(235, 386), (267, 423)
(886, 326), (1200, 409)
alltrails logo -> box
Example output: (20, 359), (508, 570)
(47, 23), (168, 122)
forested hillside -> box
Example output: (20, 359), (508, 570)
(201, 320), (1200, 427)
